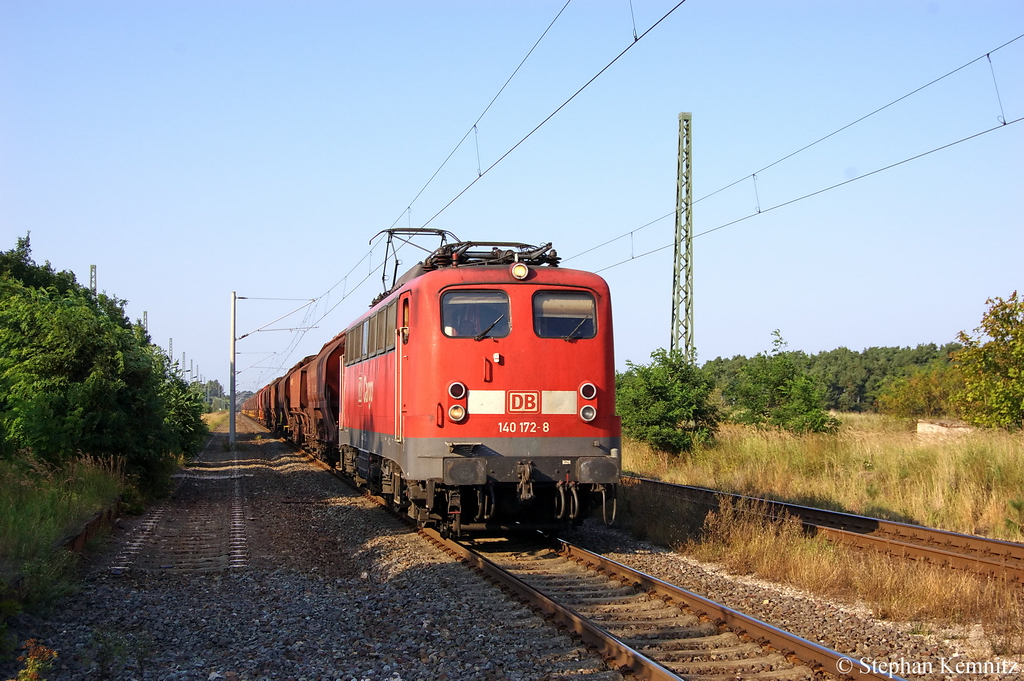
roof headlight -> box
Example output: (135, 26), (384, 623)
(510, 262), (530, 280)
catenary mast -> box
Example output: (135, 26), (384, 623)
(670, 112), (694, 360)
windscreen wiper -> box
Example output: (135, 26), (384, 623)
(475, 315), (505, 341)
(563, 318), (589, 341)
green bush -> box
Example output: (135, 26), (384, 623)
(0, 235), (206, 491)
(617, 348), (719, 455)
(731, 331), (839, 434)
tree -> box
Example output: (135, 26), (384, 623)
(952, 292), (1024, 430)
(875, 361), (963, 419)
(0, 234), (77, 295)
(616, 348), (719, 455)
(203, 379), (225, 400)
(732, 331), (840, 434)
(0, 236), (207, 492)
(0, 281), (169, 465)
(706, 342), (962, 413)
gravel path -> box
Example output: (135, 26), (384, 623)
(567, 522), (1024, 680)
(3, 420), (615, 681)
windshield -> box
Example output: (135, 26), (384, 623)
(441, 290), (510, 339)
(533, 291), (596, 339)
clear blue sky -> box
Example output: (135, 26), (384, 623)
(2, 1), (1022, 392)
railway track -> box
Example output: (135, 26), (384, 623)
(110, 432), (250, 574)
(623, 476), (1024, 582)
(416, 531), (901, 681)
(301, 441), (901, 680)
(324, 471), (897, 681)
(222, 422), (983, 681)
(125, 426), (993, 680)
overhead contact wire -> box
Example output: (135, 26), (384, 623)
(386, 0), (574, 231)
(244, 1), (684, 385)
(570, 31), (1024, 263)
(594, 115), (1024, 273)
(564, 213), (672, 263)
(419, 0), (690, 229)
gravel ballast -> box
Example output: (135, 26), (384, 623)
(2, 422), (614, 681)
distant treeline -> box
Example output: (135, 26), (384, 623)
(703, 342), (962, 413)
(618, 299), (1020, 453)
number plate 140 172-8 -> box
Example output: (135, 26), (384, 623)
(497, 421), (550, 434)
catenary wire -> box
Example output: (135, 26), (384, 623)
(565, 31), (1024, 265)
(695, 32), (1024, 207)
(237, 3), (663, 386)
(237, 2), (583, 378)
(385, 0), (574, 232)
(237, 299), (317, 341)
(239, 25), (1020, 387)
(593, 115), (1023, 274)
(418, 0), (689, 230)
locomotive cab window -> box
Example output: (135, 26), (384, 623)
(533, 291), (596, 339)
(442, 290), (510, 339)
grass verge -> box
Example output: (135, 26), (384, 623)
(0, 454), (125, 654)
(686, 497), (1024, 655)
(202, 410), (229, 433)
(623, 415), (1024, 541)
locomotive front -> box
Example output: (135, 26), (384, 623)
(340, 240), (621, 535)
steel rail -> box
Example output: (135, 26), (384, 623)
(302, 447), (677, 678)
(422, 528), (900, 681)
(813, 525), (1024, 581)
(556, 540), (903, 681)
(623, 476), (1024, 582)
(420, 527), (681, 681)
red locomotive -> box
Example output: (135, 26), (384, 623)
(243, 230), (620, 535)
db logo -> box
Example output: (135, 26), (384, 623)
(508, 391), (540, 413)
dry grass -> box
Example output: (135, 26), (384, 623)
(623, 415), (1024, 541)
(0, 455), (123, 610)
(202, 410), (230, 432)
(618, 417), (1024, 653)
(676, 497), (1024, 654)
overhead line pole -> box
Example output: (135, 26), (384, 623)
(230, 291), (236, 450)
(671, 112), (694, 360)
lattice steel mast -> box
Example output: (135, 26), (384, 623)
(670, 112), (694, 360)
